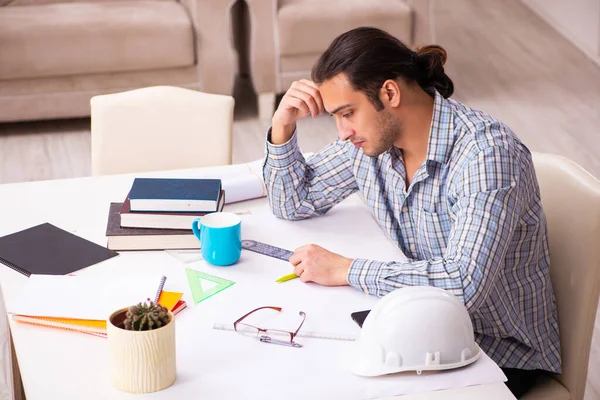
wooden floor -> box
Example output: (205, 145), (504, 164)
(0, 0), (598, 398)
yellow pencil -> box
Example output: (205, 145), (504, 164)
(275, 273), (298, 283)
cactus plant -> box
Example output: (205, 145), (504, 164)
(123, 299), (171, 331)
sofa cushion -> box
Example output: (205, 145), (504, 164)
(7, 0), (168, 5)
(277, 0), (412, 56)
(0, 0), (195, 80)
(0, 0), (161, 8)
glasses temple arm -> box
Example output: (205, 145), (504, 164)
(293, 311), (307, 337)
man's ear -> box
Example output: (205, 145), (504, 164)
(379, 79), (401, 108)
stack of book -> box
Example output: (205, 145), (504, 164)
(106, 178), (225, 251)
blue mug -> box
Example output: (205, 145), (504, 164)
(192, 212), (242, 266)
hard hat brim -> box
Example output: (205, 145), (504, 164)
(347, 341), (482, 377)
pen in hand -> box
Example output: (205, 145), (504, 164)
(275, 273), (298, 283)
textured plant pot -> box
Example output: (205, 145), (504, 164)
(107, 307), (176, 393)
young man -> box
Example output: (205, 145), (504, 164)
(262, 27), (560, 396)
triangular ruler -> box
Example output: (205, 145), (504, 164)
(185, 268), (235, 304)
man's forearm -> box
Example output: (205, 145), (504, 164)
(270, 120), (296, 145)
(263, 130), (313, 220)
(347, 258), (465, 302)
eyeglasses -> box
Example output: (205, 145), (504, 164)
(233, 306), (306, 348)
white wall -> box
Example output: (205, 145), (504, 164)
(521, 0), (600, 65)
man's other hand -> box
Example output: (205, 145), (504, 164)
(289, 244), (352, 286)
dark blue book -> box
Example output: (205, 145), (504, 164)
(128, 178), (222, 212)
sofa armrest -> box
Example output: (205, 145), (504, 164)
(245, 0), (278, 94)
(178, 0), (237, 95)
(407, 0), (435, 45)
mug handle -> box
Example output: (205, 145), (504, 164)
(191, 218), (203, 241)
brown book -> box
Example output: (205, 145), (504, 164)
(106, 203), (200, 251)
(120, 190), (225, 230)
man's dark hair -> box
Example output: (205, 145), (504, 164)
(311, 27), (454, 111)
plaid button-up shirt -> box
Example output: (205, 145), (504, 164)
(263, 92), (561, 373)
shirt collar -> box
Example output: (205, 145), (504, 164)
(425, 91), (455, 165)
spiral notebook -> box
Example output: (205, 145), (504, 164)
(0, 223), (118, 277)
(9, 274), (169, 320)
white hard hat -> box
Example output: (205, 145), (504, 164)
(348, 286), (480, 376)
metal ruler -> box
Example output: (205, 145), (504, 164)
(241, 240), (294, 262)
(212, 322), (357, 342)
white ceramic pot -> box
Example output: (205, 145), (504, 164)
(107, 307), (176, 393)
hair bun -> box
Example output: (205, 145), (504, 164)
(415, 45), (454, 98)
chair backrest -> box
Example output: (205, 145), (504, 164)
(532, 152), (600, 400)
(91, 86), (234, 176)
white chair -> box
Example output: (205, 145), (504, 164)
(91, 86), (234, 176)
(521, 153), (600, 400)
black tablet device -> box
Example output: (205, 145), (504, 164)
(350, 309), (371, 328)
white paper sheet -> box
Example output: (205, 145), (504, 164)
(221, 174), (265, 204)
(8, 273), (165, 320)
(186, 159), (267, 204)
(177, 324), (506, 400)
(165, 249), (203, 264)
(356, 351), (506, 399)
(185, 155), (314, 204)
(182, 200), (507, 399)
(208, 298), (506, 399)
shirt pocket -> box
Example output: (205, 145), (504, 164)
(416, 208), (451, 259)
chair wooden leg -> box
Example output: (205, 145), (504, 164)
(258, 92), (276, 120)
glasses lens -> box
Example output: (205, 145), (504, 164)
(236, 323), (259, 337)
(263, 329), (293, 342)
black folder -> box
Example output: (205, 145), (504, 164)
(0, 223), (118, 277)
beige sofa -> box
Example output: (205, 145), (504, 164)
(244, 0), (435, 119)
(0, 0), (238, 122)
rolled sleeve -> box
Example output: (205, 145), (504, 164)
(265, 128), (303, 168)
(347, 259), (389, 296)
